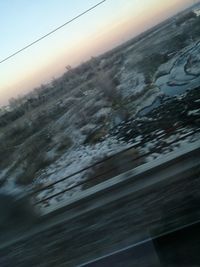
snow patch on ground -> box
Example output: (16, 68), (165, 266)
(155, 41), (200, 95)
(135, 87), (162, 115)
(188, 108), (200, 116)
(117, 70), (146, 98)
(144, 128), (200, 162)
(34, 122), (200, 213)
(35, 136), (132, 209)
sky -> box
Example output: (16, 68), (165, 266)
(0, 0), (196, 106)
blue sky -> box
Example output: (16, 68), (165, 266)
(0, 0), (194, 106)
(0, 1), (123, 57)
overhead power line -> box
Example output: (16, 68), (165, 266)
(0, 0), (107, 64)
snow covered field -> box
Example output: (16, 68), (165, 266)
(0, 12), (200, 213)
(33, 124), (200, 211)
(156, 41), (200, 95)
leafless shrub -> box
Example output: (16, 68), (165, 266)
(95, 70), (121, 103)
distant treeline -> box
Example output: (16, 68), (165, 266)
(175, 11), (197, 26)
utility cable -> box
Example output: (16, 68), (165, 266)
(0, 0), (107, 64)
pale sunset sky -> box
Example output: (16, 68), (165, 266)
(0, 0), (196, 106)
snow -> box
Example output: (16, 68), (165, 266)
(144, 129), (200, 162)
(156, 41), (200, 96)
(33, 119), (200, 212)
(117, 70), (146, 98)
(0, 169), (25, 196)
(155, 56), (177, 78)
(80, 124), (97, 135)
(94, 107), (112, 120)
(1, 25), (200, 215)
(188, 109), (200, 116)
(34, 136), (132, 209)
(186, 50), (200, 76)
(0, 164), (28, 196)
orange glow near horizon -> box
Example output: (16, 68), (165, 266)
(0, 0), (194, 106)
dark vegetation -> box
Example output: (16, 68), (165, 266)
(137, 53), (169, 83)
(175, 11), (197, 26)
(0, 192), (38, 231)
(0, 8), (200, 186)
(110, 87), (200, 143)
(83, 148), (143, 189)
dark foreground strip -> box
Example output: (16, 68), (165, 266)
(79, 219), (200, 267)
